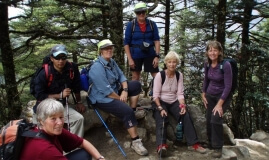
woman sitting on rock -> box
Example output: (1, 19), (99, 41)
(152, 51), (207, 157)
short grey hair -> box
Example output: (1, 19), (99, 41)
(36, 98), (64, 127)
(164, 51), (180, 65)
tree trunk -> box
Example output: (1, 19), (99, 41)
(0, 4), (22, 119)
(233, 0), (254, 138)
(109, 0), (124, 70)
(216, 0), (226, 50)
(164, 0), (170, 56)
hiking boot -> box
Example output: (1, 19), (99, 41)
(131, 139), (148, 156)
(188, 143), (207, 154)
(212, 149), (222, 158)
(157, 144), (168, 157)
(134, 109), (146, 119)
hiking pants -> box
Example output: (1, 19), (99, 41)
(205, 93), (232, 149)
(66, 148), (91, 160)
(153, 100), (198, 147)
(93, 81), (141, 129)
(64, 104), (84, 138)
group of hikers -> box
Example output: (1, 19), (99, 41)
(26, 2), (233, 160)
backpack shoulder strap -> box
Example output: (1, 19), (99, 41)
(68, 61), (74, 80)
(148, 19), (154, 31)
(43, 64), (53, 87)
(160, 70), (166, 85)
(160, 70), (180, 85)
(175, 71), (180, 82)
(131, 19), (136, 36)
(219, 60), (226, 74)
(21, 130), (49, 141)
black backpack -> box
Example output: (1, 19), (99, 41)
(220, 58), (238, 93)
(30, 55), (74, 96)
(206, 58), (238, 93)
(0, 119), (48, 160)
(149, 70), (180, 96)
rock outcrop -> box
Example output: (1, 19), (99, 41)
(22, 92), (269, 160)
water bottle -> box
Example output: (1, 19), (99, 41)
(176, 121), (183, 141)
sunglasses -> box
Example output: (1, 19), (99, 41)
(135, 11), (146, 15)
(53, 56), (67, 60)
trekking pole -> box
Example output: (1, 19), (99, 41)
(159, 116), (165, 160)
(65, 84), (70, 132)
(87, 97), (127, 158)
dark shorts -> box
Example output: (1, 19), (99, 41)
(131, 56), (159, 73)
(119, 80), (142, 96)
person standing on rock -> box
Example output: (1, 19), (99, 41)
(88, 39), (148, 156)
(201, 40), (233, 158)
(152, 51), (207, 157)
(124, 2), (160, 81)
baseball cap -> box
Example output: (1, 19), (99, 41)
(51, 44), (68, 57)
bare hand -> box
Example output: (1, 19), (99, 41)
(212, 105), (223, 117)
(201, 93), (208, 109)
(76, 103), (86, 113)
(152, 57), (159, 68)
(128, 58), (135, 69)
(63, 88), (71, 98)
(160, 110), (167, 117)
(179, 107), (186, 115)
(120, 91), (128, 102)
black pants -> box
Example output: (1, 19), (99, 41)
(205, 93), (232, 149)
(153, 100), (198, 147)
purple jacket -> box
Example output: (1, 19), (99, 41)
(202, 61), (232, 101)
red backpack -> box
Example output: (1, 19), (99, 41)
(30, 55), (74, 96)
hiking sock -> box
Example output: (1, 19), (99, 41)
(131, 136), (139, 141)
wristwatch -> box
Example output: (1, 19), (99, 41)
(97, 156), (105, 160)
(157, 106), (163, 111)
(155, 54), (160, 58)
(123, 88), (128, 92)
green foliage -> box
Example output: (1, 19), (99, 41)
(2, 0), (269, 137)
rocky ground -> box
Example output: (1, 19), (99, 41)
(23, 94), (269, 160)
(84, 122), (269, 160)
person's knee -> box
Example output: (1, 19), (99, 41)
(210, 114), (223, 125)
(132, 72), (140, 80)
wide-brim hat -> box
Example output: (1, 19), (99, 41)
(51, 44), (68, 57)
(98, 39), (115, 51)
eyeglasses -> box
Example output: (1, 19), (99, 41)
(135, 11), (146, 15)
(102, 46), (114, 50)
(53, 56), (67, 60)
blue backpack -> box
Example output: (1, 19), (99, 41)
(80, 60), (95, 92)
(80, 59), (110, 92)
